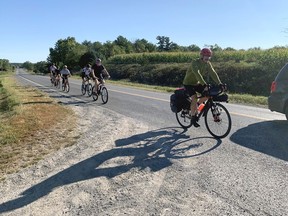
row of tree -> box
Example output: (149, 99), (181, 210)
(24, 35), (269, 74)
(18, 35), (288, 96)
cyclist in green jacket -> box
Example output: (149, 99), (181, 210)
(183, 48), (223, 127)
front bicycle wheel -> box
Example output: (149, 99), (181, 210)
(100, 86), (108, 104)
(176, 109), (193, 129)
(204, 103), (231, 139)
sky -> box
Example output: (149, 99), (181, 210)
(1, 0), (288, 63)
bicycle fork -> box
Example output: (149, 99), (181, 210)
(211, 104), (221, 122)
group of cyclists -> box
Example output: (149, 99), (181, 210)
(49, 49), (226, 129)
(49, 58), (110, 95)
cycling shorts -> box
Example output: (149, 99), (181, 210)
(184, 84), (205, 97)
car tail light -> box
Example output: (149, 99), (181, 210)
(270, 81), (277, 93)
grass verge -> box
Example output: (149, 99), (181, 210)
(0, 73), (78, 181)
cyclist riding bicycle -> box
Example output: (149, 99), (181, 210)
(81, 64), (92, 84)
(49, 63), (58, 83)
(60, 65), (71, 86)
(91, 58), (110, 94)
(183, 47), (224, 127)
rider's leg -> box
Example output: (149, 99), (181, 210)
(190, 94), (200, 127)
(93, 79), (99, 94)
(197, 96), (208, 105)
(190, 94), (198, 116)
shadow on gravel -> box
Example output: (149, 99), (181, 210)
(0, 127), (221, 213)
(230, 120), (288, 161)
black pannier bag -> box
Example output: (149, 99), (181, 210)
(209, 86), (229, 102)
(213, 93), (229, 102)
(170, 88), (190, 113)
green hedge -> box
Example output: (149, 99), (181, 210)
(106, 49), (288, 96)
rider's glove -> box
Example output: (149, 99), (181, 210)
(219, 83), (227, 91)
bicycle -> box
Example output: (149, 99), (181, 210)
(171, 84), (231, 139)
(61, 75), (70, 93)
(91, 81), (108, 104)
(54, 75), (61, 89)
(50, 74), (56, 86)
(81, 77), (93, 96)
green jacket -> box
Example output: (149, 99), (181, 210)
(183, 58), (221, 85)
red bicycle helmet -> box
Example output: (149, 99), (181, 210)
(200, 48), (212, 57)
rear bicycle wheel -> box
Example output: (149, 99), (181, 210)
(56, 79), (61, 89)
(100, 86), (108, 104)
(81, 84), (86, 95)
(204, 103), (231, 139)
(176, 109), (193, 129)
(91, 86), (98, 101)
(87, 83), (93, 97)
(66, 83), (70, 93)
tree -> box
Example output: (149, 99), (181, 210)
(113, 36), (134, 53)
(22, 61), (34, 71)
(82, 40), (93, 48)
(223, 47), (236, 51)
(79, 51), (96, 68)
(156, 36), (174, 51)
(187, 44), (201, 52)
(0, 59), (10, 71)
(48, 37), (88, 70)
(205, 44), (223, 52)
(33, 61), (48, 74)
(102, 41), (125, 58)
(133, 39), (156, 53)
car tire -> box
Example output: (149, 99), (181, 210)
(285, 105), (288, 120)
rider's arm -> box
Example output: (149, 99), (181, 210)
(91, 69), (97, 79)
(207, 62), (222, 85)
(102, 68), (110, 78)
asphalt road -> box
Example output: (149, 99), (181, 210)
(11, 69), (288, 215)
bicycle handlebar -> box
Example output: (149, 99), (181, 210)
(202, 83), (227, 97)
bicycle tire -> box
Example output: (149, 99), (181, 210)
(204, 103), (231, 139)
(100, 86), (108, 104)
(87, 83), (93, 97)
(62, 83), (65, 91)
(56, 80), (61, 89)
(66, 83), (70, 93)
(81, 84), (86, 95)
(91, 86), (98, 101)
(175, 109), (193, 129)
